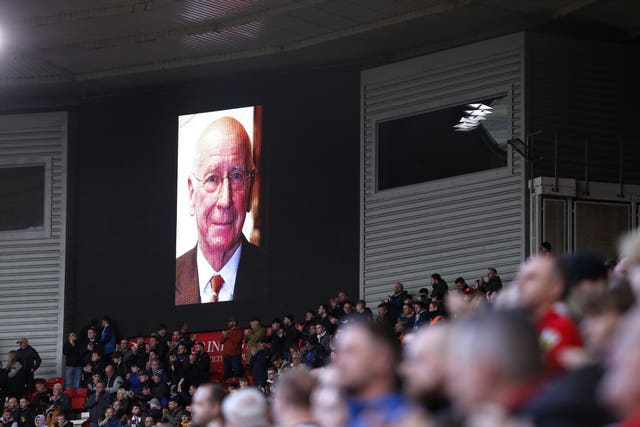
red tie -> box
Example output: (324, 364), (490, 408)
(209, 275), (224, 302)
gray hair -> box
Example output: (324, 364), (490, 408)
(448, 309), (543, 382)
(221, 387), (269, 427)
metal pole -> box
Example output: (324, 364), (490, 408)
(553, 131), (559, 192)
(618, 140), (624, 198)
(584, 136), (589, 195)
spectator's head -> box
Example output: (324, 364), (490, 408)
(400, 325), (450, 406)
(168, 399), (180, 411)
(222, 388), (269, 427)
(191, 383), (226, 427)
(428, 300), (441, 313)
(119, 338), (129, 350)
(17, 337), (28, 350)
(558, 252), (609, 318)
(8, 350), (18, 365)
(180, 412), (191, 424)
(177, 343), (187, 355)
(377, 302), (389, 318)
(239, 377), (249, 389)
(144, 416), (155, 427)
(419, 288), (429, 298)
(317, 304), (328, 316)
(88, 329), (96, 340)
(149, 335), (159, 347)
(95, 381), (106, 395)
(116, 389), (127, 402)
(394, 282), (404, 294)
(53, 382), (63, 395)
(487, 267), (498, 280)
(540, 241), (553, 255)
(516, 255), (566, 317)
(355, 300), (367, 313)
(249, 318), (261, 330)
(445, 310), (542, 414)
(582, 284), (635, 359)
(291, 351), (302, 366)
(131, 404), (142, 416)
(271, 356), (283, 369)
(402, 303), (413, 316)
(454, 277), (467, 291)
(430, 274), (442, 285)
(56, 413), (67, 425)
(188, 117), (255, 267)
(157, 324), (167, 336)
(178, 321), (189, 334)
(34, 380), (46, 393)
(2, 409), (11, 422)
(315, 322), (325, 335)
(227, 318), (237, 329)
(7, 397), (17, 409)
(68, 332), (77, 342)
(283, 314), (294, 326)
(413, 300), (425, 314)
(337, 291), (348, 303)
(305, 311), (315, 322)
(102, 316), (112, 327)
(267, 367), (277, 382)
(91, 351), (101, 362)
(104, 407), (114, 419)
(271, 318), (281, 329)
(105, 364), (114, 378)
(342, 301), (353, 314)
(195, 342), (205, 354)
(19, 397), (29, 409)
(273, 367), (316, 427)
(334, 321), (401, 398)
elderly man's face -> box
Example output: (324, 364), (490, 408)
(401, 327), (448, 400)
(516, 256), (560, 310)
(188, 118), (253, 261)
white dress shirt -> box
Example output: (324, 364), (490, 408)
(197, 244), (242, 303)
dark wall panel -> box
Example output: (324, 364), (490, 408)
(69, 67), (360, 336)
(528, 34), (640, 184)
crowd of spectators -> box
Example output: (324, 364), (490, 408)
(6, 234), (640, 427)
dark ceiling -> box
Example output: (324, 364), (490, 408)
(0, 0), (637, 104)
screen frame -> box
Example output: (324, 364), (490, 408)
(174, 105), (266, 306)
(372, 86), (513, 195)
(0, 156), (51, 240)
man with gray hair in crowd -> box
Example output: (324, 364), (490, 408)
(222, 388), (270, 427)
(400, 325), (454, 425)
(445, 309), (544, 425)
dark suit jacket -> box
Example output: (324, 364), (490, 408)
(175, 238), (267, 305)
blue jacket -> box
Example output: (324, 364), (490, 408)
(101, 325), (116, 355)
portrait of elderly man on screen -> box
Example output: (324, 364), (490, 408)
(175, 116), (266, 305)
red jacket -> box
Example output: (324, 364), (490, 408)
(537, 306), (582, 376)
(221, 328), (244, 357)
